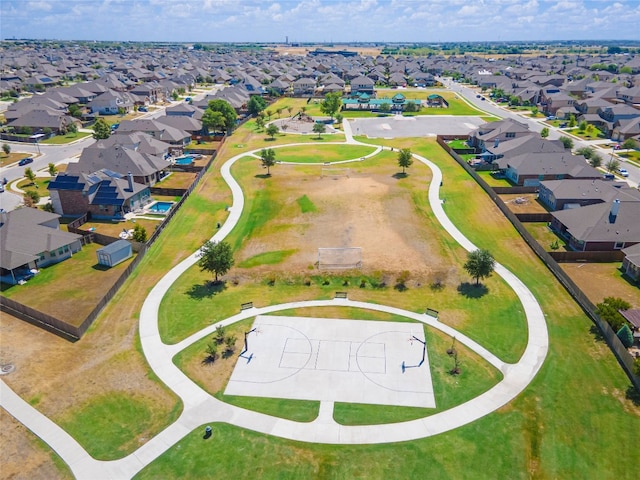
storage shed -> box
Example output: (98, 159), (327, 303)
(96, 239), (132, 267)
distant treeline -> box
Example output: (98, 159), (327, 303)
(382, 42), (640, 56)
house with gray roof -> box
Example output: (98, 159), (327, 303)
(502, 152), (598, 186)
(550, 198), (640, 251)
(469, 118), (531, 150)
(538, 179), (640, 210)
(0, 208), (82, 285)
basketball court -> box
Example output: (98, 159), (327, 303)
(225, 315), (436, 408)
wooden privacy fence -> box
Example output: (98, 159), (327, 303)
(1, 143), (223, 341)
(437, 136), (639, 391)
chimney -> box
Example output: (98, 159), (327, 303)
(127, 172), (134, 192)
(609, 199), (620, 222)
(494, 138), (499, 148)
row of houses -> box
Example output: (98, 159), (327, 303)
(464, 118), (640, 281)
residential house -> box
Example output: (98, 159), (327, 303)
(483, 134), (566, 163)
(350, 76), (375, 95)
(611, 117), (640, 141)
(115, 119), (191, 148)
(48, 169), (150, 219)
(87, 89), (136, 115)
(501, 152), (599, 186)
(292, 77), (316, 96)
(468, 118), (531, 150)
(550, 198), (640, 251)
(538, 179), (640, 210)
(68, 142), (169, 186)
(0, 208), (83, 285)
(621, 243), (640, 283)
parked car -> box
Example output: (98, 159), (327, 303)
(613, 144), (622, 150)
(138, 106), (148, 112)
(18, 157), (33, 166)
(618, 168), (629, 177)
(111, 123), (119, 130)
(546, 115), (556, 120)
(559, 123), (568, 128)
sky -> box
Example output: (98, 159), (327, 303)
(2, 0), (640, 43)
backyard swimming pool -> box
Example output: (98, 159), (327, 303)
(174, 156), (194, 165)
(147, 201), (175, 213)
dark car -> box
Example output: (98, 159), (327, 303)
(138, 106), (148, 112)
(18, 157), (34, 166)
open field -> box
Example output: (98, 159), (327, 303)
(40, 132), (92, 144)
(2, 124), (639, 479)
(273, 143), (376, 163)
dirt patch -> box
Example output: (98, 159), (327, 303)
(500, 194), (548, 214)
(560, 263), (639, 307)
(237, 169), (450, 283)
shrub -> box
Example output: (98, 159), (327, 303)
(617, 324), (634, 348)
(132, 224), (147, 242)
(596, 297), (631, 331)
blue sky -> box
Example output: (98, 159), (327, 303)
(2, 0), (639, 43)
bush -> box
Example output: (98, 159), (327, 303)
(596, 297), (631, 331)
(131, 223), (147, 242)
(24, 190), (40, 206)
(617, 324), (634, 348)
(634, 358), (640, 376)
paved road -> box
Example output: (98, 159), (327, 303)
(1, 126), (548, 479)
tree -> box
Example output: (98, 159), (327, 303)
(320, 92), (342, 119)
(379, 102), (391, 113)
(576, 146), (594, 159)
(596, 297), (631, 331)
(540, 127), (549, 138)
(255, 115), (265, 131)
(206, 99), (237, 134)
(68, 103), (82, 118)
(335, 113), (343, 125)
(205, 341), (219, 363)
(397, 148), (413, 174)
(92, 118), (111, 139)
(260, 148), (276, 175)
(247, 95), (267, 116)
(24, 167), (36, 185)
(568, 114), (577, 128)
(585, 124), (596, 137)
(48, 163), (57, 177)
(578, 120), (587, 132)
(463, 249), (495, 286)
(2, 143), (10, 156)
(286, 106), (293, 117)
(558, 136), (573, 150)
(617, 324), (634, 348)
(589, 153), (602, 168)
(312, 122), (326, 139)
(202, 109), (226, 134)
(606, 158), (620, 173)
(197, 240), (235, 283)
(276, 107), (283, 118)
(67, 122), (78, 136)
(266, 123), (279, 140)
(132, 224), (147, 242)
(622, 138), (636, 150)
(24, 190), (40, 207)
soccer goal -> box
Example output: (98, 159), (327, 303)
(318, 247), (362, 270)
(321, 167), (350, 179)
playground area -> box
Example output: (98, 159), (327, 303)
(225, 315), (436, 408)
(272, 115), (341, 135)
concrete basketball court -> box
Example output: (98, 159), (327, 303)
(225, 315), (436, 408)
(350, 115), (485, 138)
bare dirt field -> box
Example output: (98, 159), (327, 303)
(236, 162), (455, 284)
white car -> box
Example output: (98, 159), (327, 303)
(618, 168), (629, 177)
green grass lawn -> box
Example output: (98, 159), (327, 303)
(523, 222), (566, 250)
(0, 242), (136, 326)
(58, 393), (181, 460)
(40, 132), (91, 144)
(273, 144), (376, 163)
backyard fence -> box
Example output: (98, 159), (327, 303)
(437, 136), (639, 391)
(515, 213), (553, 223)
(2, 143), (223, 342)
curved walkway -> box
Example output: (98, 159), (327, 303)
(1, 127), (548, 479)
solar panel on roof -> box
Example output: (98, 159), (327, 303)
(102, 169), (122, 179)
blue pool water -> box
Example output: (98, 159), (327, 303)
(148, 201), (174, 213)
(174, 156), (194, 165)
